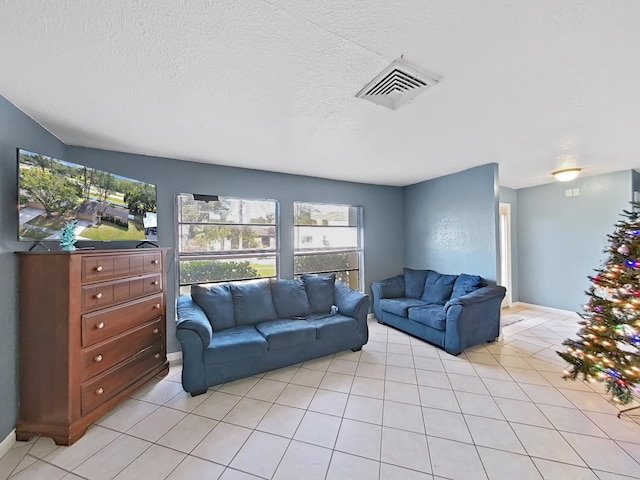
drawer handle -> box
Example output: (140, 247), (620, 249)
(94, 354), (103, 362)
(96, 292), (103, 299)
(153, 281), (159, 285)
(96, 265), (103, 272)
(95, 387), (104, 395)
(152, 259), (159, 265)
(154, 304), (160, 309)
(153, 328), (159, 334)
(154, 353), (160, 359)
(96, 322), (105, 329)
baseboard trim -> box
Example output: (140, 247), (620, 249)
(167, 352), (182, 365)
(0, 429), (15, 460)
(511, 301), (578, 317)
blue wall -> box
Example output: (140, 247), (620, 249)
(500, 187), (519, 302)
(66, 147), (405, 353)
(0, 94), (405, 444)
(0, 97), (68, 443)
(403, 164), (500, 281)
(517, 170), (632, 311)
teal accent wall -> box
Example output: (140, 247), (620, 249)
(517, 170), (632, 311)
(0, 97), (68, 443)
(403, 164), (500, 282)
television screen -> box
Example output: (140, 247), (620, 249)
(18, 149), (158, 243)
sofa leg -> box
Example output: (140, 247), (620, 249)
(189, 389), (208, 397)
(351, 346), (362, 352)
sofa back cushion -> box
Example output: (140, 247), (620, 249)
(190, 283), (235, 331)
(403, 268), (429, 299)
(450, 274), (486, 299)
(270, 279), (311, 318)
(230, 279), (278, 326)
(421, 270), (457, 304)
(302, 273), (335, 313)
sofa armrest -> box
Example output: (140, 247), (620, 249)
(334, 282), (370, 321)
(176, 294), (213, 348)
(444, 286), (506, 311)
(371, 274), (404, 320)
(443, 285), (506, 355)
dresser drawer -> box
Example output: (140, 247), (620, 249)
(82, 294), (164, 347)
(81, 342), (163, 415)
(81, 273), (162, 312)
(82, 253), (163, 282)
(81, 318), (163, 381)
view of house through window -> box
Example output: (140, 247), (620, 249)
(294, 202), (363, 291)
(176, 194), (278, 294)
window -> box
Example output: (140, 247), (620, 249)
(294, 202), (363, 291)
(176, 194), (278, 294)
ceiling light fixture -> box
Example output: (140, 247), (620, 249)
(552, 168), (582, 182)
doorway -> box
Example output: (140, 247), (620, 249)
(499, 203), (513, 307)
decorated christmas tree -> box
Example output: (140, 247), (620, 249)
(558, 204), (640, 405)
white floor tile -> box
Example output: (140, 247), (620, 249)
(418, 385), (460, 412)
(126, 406), (187, 442)
(335, 418), (382, 460)
(72, 434), (151, 480)
(494, 397), (554, 428)
(7, 459), (68, 480)
(275, 383), (317, 409)
(319, 372), (354, 393)
(456, 391), (504, 420)
(245, 378), (287, 402)
(272, 440), (331, 480)
(112, 444), (186, 480)
(164, 390), (212, 412)
(537, 404), (607, 436)
(328, 359), (358, 375)
(384, 380), (421, 405)
(511, 424), (586, 466)
(448, 373), (489, 395)
(96, 398), (159, 432)
(464, 415), (526, 454)
(385, 365), (417, 384)
(344, 394), (383, 424)
(476, 446), (543, 480)
(482, 377), (529, 400)
(165, 455), (225, 480)
(380, 463), (434, 480)
(229, 431), (289, 479)
(326, 451), (380, 480)
(308, 389), (348, 417)
(192, 391), (242, 420)
(294, 411), (342, 448)
(531, 458), (600, 479)
(157, 415), (218, 453)
(44, 425), (120, 471)
(191, 422), (252, 465)
(290, 367), (326, 387)
(217, 377), (260, 396)
(415, 369), (451, 389)
(428, 436), (487, 480)
(256, 404), (305, 437)
(351, 376), (385, 399)
(356, 362), (386, 380)
(381, 427), (431, 473)
(221, 397), (272, 429)
(383, 401), (425, 433)
(386, 353), (414, 368)
(561, 431), (640, 477)
(422, 407), (472, 443)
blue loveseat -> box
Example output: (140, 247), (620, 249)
(176, 274), (370, 395)
(372, 269), (506, 355)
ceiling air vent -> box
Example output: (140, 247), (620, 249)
(356, 58), (440, 110)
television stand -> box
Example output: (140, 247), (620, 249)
(28, 241), (50, 252)
(136, 241), (158, 249)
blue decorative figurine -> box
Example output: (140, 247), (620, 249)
(60, 220), (78, 251)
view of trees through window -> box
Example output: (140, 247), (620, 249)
(294, 202), (363, 291)
(176, 194), (277, 293)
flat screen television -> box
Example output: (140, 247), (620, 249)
(18, 148), (158, 243)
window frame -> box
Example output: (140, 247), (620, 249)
(293, 201), (364, 292)
(175, 193), (279, 291)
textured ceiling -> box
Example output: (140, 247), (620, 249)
(1, 0), (639, 188)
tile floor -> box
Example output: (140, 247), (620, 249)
(2, 304), (640, 480)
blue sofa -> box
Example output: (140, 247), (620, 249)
(372, 269), (506, 355)
(176, 274), (370, 395)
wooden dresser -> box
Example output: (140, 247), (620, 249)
(16, 248), (169, 445)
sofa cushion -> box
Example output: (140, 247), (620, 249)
(230, 280), (278, 326)
(256, 319), (317, 350)
(451, 274), (486, 299)
(403, 268), (429, 299)
(379, 297), (427, 316)
(307, 314), (357, 340)
(408, 305), (447, 331)
(421, 271), (457, 305)
(204, 325), (268, 364)
(191, 283), (235, 331)
(302, 273), (336, 313)
(270, 279), (311, 318)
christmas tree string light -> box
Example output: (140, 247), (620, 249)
(558, 204), (640, 407)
